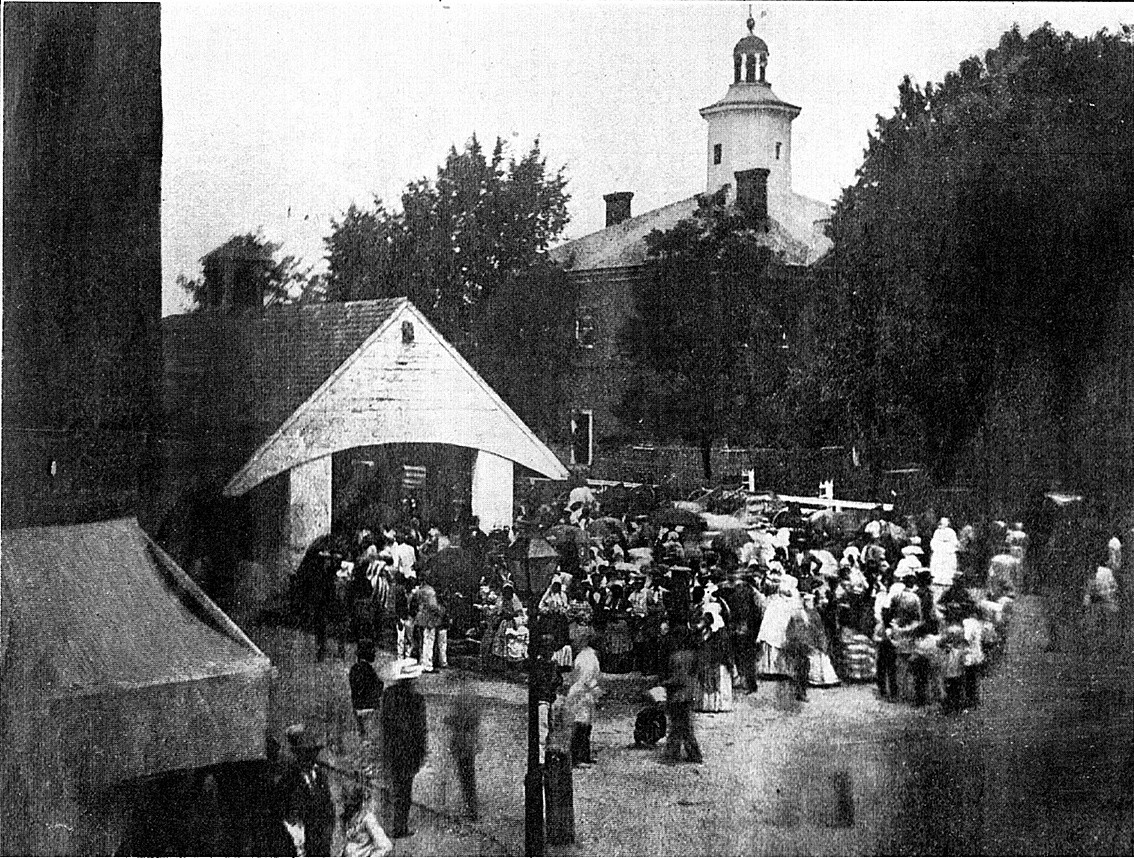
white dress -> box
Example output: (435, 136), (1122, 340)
(756, 577), (801, 676)
(929, 526), (959, 586)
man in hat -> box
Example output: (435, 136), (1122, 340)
(719, 568), (761, 693)
(278, 724), (334, 857)
(379, 659), (428, 838)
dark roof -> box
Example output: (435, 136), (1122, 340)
(735, 34), (769, 54)
(162, 298), (404, 463)
(550, 193), (832, 271)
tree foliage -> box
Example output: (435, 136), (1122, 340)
(323, 135), (573, 436)
(815, 23), (1134, 485)
(178, 231), (315, 310)
(618, 191), (780, 480)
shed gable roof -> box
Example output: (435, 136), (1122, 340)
(222, 300), (568, 495)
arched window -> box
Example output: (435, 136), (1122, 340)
(745, 54), (757, 83)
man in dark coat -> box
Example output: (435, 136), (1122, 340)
(718, 570), (761, 693)
(348, 639), (383, 739)
(380, 660), (428, 838)
(278, 724), (334, 857)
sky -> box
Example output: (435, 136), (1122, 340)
(161, 0), (1134, 315)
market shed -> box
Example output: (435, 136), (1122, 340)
(1, 517), (271, 853)
(161, 298), (568, 578)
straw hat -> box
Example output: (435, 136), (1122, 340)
(378, 658), (426, 683)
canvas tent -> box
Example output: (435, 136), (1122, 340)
(1, 517), (271, 854)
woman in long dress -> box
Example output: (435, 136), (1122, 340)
(802, 592), (840, 687)
(694, 599), (734, 712)
(488, 583), (524, 672)
(756, 569), (802, 676)
(539, 577), (574, 669)
(598, 582), (633, 674)
(929, 517), (960, 598)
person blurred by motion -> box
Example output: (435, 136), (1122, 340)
(544, 672), (576, 844)
(662, 628), (703, 764)
(566, 627), (602, 766)
(411, 574), (445, 671)
(378, 659), (427, 839)
(445, 687), (482, 821)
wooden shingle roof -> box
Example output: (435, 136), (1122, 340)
(163, 297), (404, 442)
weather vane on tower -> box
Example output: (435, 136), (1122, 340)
(748, 4), (768, 34)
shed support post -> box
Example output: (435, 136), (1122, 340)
(472, 450), (513, 533)
(286, 455), (332, 572)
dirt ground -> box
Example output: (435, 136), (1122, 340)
(251, 593), (1133, 856)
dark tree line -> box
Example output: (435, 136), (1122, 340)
(803, 23), (1134, 491)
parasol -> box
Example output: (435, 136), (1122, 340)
(710, 528), (753, 554)
(587, 516), (626, 539)
(505, 536), (561, 596)
(545, 523), (587, 546)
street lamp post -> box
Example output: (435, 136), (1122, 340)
(506, 534), (559, 858)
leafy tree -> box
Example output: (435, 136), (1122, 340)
(178, 231), (314, 310)
(817, 23), (1134, 489)
(323, 135), (573, 436)
(617, 190), (779, 480)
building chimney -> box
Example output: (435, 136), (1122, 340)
(734, 168), (769, 223)
(603, 191), (634, 227)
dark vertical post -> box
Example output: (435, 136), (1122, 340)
(524, 558), (545, 856)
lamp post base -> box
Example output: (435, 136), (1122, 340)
(524, 765), (545, 856)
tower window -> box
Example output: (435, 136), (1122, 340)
(713, 144), (722, 165)
(775, 142), (782, 160)
(575, 311), (596, 348)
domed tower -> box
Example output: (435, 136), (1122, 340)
(700, 13), (801, 201)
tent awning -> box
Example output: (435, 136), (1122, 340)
(1, 517), (271, 789)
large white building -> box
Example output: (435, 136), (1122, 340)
(549, 15), (833, 482)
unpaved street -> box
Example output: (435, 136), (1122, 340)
(257, 594), (1132, 856)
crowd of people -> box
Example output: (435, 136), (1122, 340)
(472, 507), (1027, 713)
(270, 491), (1126, 854)
(295, 495), (1127, 723)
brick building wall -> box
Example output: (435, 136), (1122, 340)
(562, 260), (823, 485)
(2, 2), (163, 528)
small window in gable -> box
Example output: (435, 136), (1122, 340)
(775, 142), (782, 160)
(713, 144), (722, 165)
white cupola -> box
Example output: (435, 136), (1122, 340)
(700, 13), (800, 201)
